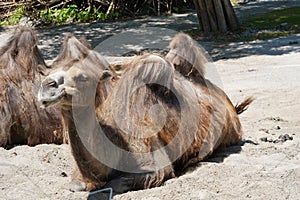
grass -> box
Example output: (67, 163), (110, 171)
(0, 5), (26, 25)
(243, 6), (300, 30)
(241, 6), (300, 40)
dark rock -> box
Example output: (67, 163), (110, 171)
(60, 172), (68, 177)
(260, 137), (268, 142)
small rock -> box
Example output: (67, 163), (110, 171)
(11, 152), (17, 156)
(260, 137), (273, 143)
(248, 69), (257, 72)
(271, 117), (284, 121)
(42, 154), (50, 163)
(275, 125), (281, 130)
(273, 134), (293, 143)
(279, 134), (293, 141)
(259, 128), (269, 134)
(268, 138), (273, 143)
(273, 139), (281, 144)
(60, 172), (68, 177)
(260, 137), (268, 142)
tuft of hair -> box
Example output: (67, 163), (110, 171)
(166, 33), (211, 79)
(0, 27), (48, 78)
(235, 97), (254, 115)
(53, 34), (90, 64)
(0, 27), (38, 57)
(78, 36), (92, 49)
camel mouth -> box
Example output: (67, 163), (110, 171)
(39, 89), (66, 108)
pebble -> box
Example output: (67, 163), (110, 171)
(260, 134), (293, 143)
(60, 172), (68, 177)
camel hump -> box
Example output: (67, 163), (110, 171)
(235, 97), (254, 115)
(108, 54), (176, 135)
(120, 54), (175, 91)
(166, 33), (211, 78)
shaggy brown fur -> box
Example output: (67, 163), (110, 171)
(38, 33), (252, 194)
(166, 32), (209, 79)
(0, 27), (64, 148)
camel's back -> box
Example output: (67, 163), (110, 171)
(97, 55), (243, 174)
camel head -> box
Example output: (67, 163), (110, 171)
(38, 35), (113, 109)
(0, 27), (48, 77)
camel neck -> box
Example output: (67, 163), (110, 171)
(61, 105), (100, 148)
(61, 105), (115, 182)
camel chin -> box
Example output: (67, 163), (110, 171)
(38, 88), (65, 108)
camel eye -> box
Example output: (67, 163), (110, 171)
(12, 49), (18, 57)
(74, 74), (88, 82)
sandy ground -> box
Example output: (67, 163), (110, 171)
(0, 1), (300, 199)
(0, 51), (299, 200)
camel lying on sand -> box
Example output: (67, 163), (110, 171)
(38, 33), (253, 193)
(0, 27), (64, 148)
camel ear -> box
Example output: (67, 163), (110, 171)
(100, 70), (113, 81)
(78, 37), (92, 49)
(55, 34), (89, 63)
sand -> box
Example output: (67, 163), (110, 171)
(0, 51), (299, 200)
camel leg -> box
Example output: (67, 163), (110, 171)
(104, 166), (175, 194)
(69, 166), (96, 192)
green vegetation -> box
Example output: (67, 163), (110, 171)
(0, 0), (191, 26)
(242, 6), (300, 40)
(244, 6), (300, 30)
(39, 5), (119, 25)
(0, 5), (26, 25)
(0, 4), (120, 26)
(0, 0), (238, 26)
(230, 0), (239, 6)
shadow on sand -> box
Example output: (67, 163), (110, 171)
(209, 34), (300, 61)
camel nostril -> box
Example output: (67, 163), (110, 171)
(48, 81), (58, 88)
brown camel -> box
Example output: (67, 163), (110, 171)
(38, 33), (253, 194)
(0, 27), (64, 148)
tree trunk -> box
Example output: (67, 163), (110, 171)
(204, 0), (218, 32)
(193, 0), (240, 33)
(222, 0), (240, 31)
(193, 0), (210, 33)
(213, 0), (227, 33)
